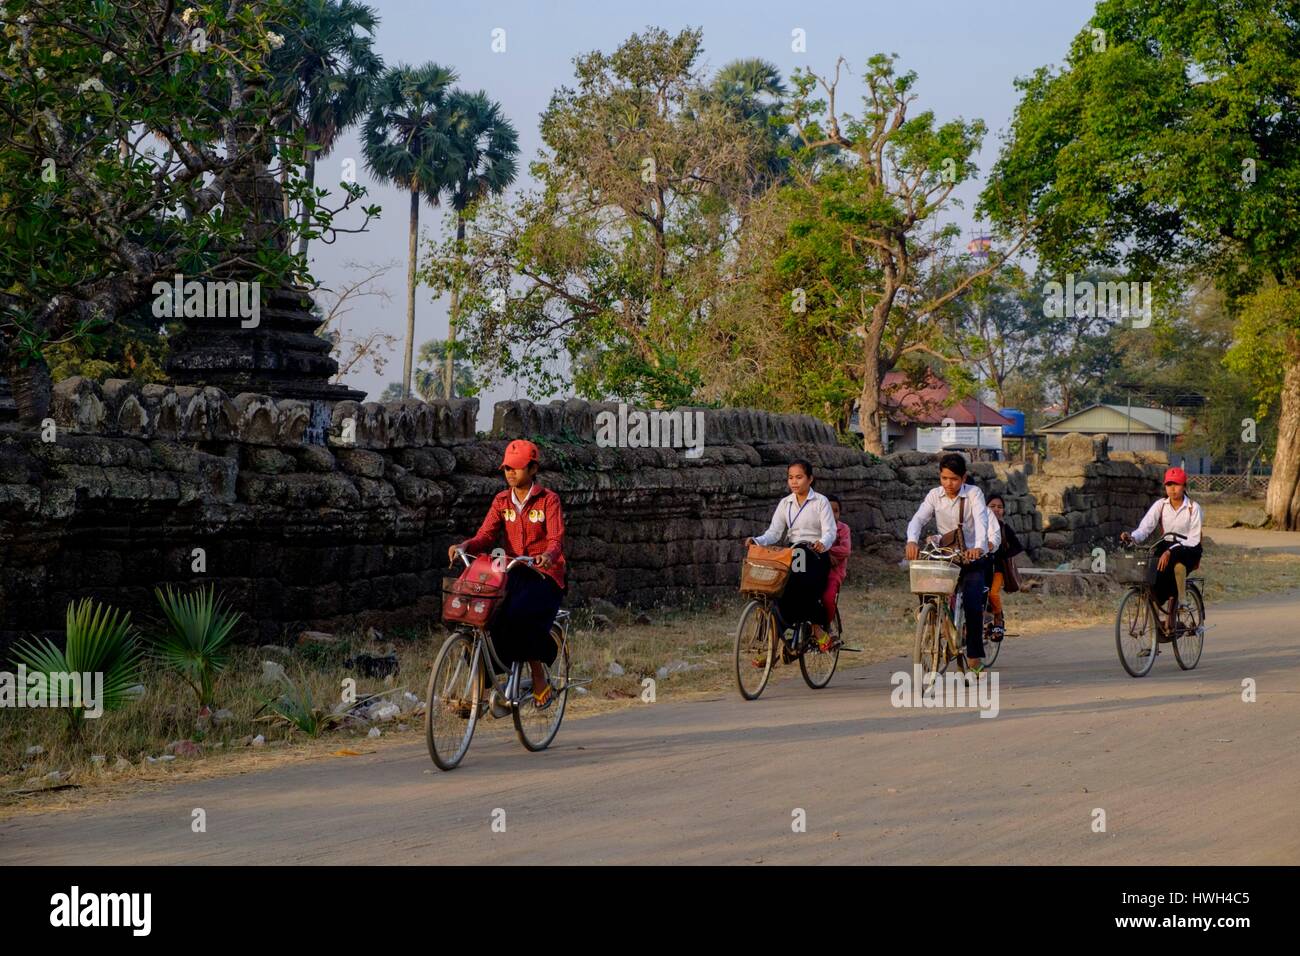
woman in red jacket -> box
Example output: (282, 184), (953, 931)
(448, 439), (566, 708)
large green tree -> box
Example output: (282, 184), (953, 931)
(701, 160), (883, 433)
(0, 0), (372, 420)
(980, 0), (1300, 527)
(773, 54), (1029, 452)
(451, 28), (773, 405)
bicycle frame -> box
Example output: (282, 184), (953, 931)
(1118, 531), (1195, 634)
(750, 592), (813, 655)
(449, 548), (572, 718)
(915, 542), (969, 666)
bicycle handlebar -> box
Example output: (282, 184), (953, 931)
(1120, 530), (1186, 550)
(451, 547), (538, 571)
(917, 541), (966, 563)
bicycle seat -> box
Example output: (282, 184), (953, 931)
(554, 609), (570, 621)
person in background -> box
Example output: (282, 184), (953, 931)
(821, 493), (851, 635)
(985, 493), (1024, 642)
(746, 458), (838, 651)
(1120, 466), (1203, 641)
(966, 474), (1001, 555)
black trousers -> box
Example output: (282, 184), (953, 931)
(959, 556), (992, 660)
(1150, 541), (1202, 606)
(488, 566), (562, 667)
(776, 544), (830, 629)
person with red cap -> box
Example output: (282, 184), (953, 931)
(449, 439), (567, 708)
(1121, 466), (1203, 643)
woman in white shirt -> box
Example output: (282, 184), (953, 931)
(905, 453), (994, 672)
(1120, 466), (1203, 623)
(745, 458), (838, 650)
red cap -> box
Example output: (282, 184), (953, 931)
(500, 439), (540, 470)
(1163, 467), (1187, 485)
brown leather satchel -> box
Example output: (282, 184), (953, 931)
(937, 495), (966, 550)
(740, 543), (793, 596)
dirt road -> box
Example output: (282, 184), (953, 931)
(3, 583), (1298, 865)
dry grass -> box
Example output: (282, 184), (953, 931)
(3, 538), (1297, 818)
(1200, 494), (1268, 529)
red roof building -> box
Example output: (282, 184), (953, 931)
(880, 371), (1013, 428)
(852, 371), (1013, 455)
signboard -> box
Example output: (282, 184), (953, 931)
(916, 425), (1003, 453)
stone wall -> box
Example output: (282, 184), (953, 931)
(1028, 433), (1166, 565)
(0, 378), (1147, 649)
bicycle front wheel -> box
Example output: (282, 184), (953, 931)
(735, 600), (774, 700)
(425, 631), (481, 771)
(914, 601), (940, 690)
(513, 625), (570, 752)
(799, 610), (841, 689)
(1116, 588), (1157, 678)
(1172, 583), (1205, 670)
(947, 594), (968, 673)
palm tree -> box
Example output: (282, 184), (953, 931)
(414, 337), (474, 400)
(697, 58), (795, 190)
(270, 0), (383, 260)
(439, 90), (519, 398)
(361, 63), (458, 398)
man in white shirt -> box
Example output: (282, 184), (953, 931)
(904, 454), (994, 671)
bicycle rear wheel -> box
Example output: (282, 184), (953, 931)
(735, 600), (774, 700)
(799, 610), (841, 689)
(513, 625), (570, 751)
(1116, 588), (1157, 677)
(1172, 583), (1205, 670)
(425, 631), (481, 771)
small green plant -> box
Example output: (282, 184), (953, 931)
(152, 585), (242, 708)
(255, 672), (347, 738)
(11, 599), (144, 741)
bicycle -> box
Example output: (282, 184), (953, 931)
(733, 588), (844, 700)
(424, 548), (575, 770)
(910, 542), (976, 689)
(1113, 531), (1205, 678)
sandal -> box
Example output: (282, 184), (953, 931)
(532, 682), (555, 710)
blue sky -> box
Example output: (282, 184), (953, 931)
(311, 0), (1100, 423)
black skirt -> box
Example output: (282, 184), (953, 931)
(488, 565), (563, 667)
(776, 544), (830, 628)
(1150, 541), (1202, 606)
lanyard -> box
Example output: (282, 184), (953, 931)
(788, 494), (812, 530)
